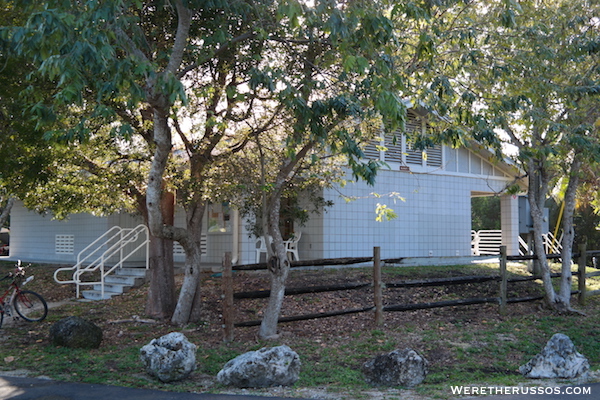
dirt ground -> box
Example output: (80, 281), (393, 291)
(2, 262), (598, 400)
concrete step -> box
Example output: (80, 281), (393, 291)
(115, 267), (148, 278)
(81, 290), (120, 300)
(105, 274), (145, 286)
(92, 282), (130, 294)
(80, 267), (148, 301)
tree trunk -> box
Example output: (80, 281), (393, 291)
(259, 190), (290, 339)
(556, 157), (582, 309)
(259, 239), (290, 339)
(171, 201), (206, 325)
(145, 192), (176, 319)
(171, 247), (203, 325)
(0, 196), (15, 228)
(527, 162), (557, 306)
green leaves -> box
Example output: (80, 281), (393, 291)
(375, 203), (398, 222)
(342, 55), (370, 74)
(277, 0), (304, 29)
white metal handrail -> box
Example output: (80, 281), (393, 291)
(471, 230), (503, 256)
(473, 229), (564, 257)
(518, 236), (529, 256)
(543, 232), (563, 254)
(54, 224), (149, 298)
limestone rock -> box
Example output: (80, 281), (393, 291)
(519, 333), (589, 379)
(49, 316), (103, 349)
(140, 332), (197, 383)
(217, 345), (301, 388)
(363, 348), (428, 387)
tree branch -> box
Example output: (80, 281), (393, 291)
(166, 0), (193, 76)
(0, 197), (15, 229)
(172, 117), (194, 156)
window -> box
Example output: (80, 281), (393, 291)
(208, 203), (231, 233)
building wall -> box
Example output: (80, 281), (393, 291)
(10, 203), (109, 264)
(172, 206), (256, 266)
(9, 142), (523, 266)
(294, 145), (519, 260)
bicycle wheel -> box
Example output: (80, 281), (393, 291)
(13, 290), (48, 322)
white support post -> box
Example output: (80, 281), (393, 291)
(500, 195), (520, 256)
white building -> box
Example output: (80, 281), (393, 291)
(7, 133), (526, 267)
(4, 110), (527, 267)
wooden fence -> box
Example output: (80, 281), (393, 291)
(221, 245), (600, 341)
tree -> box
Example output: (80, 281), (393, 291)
(5, 0), (415, 326)
(0, 196), (14, 230)
(0, 3), (57, 231)
(454, 0), (600, 311)
(231, 0), (513, 338)
(2, 1), (179, 319)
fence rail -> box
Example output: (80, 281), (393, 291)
(221, 245), (600, 341)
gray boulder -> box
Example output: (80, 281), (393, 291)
(49, 316), (103, 349)
(140, 332), (197, 383)
(217, 345), (301, 388)
(363, 348), (428, 387)
(519, 333), (589, 379)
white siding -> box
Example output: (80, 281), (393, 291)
(10, 203), (111, 264)
(9, 202), (148, 264)
(306, 168), (514, 259)
(10, 142), (521, 265)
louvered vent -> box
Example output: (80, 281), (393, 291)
(404, 112), (423, 165)
(405, 139), (423, 165)
(173, 234), (207, 255)
(426, 145), (443, 167)
(55, 235), (75, 254)
(384, 132), (403, 163)
(363, 141), (381, 160)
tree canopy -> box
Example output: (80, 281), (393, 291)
(3, 0), (599, 323)
(3, 0), (416, 326)
(452, 0), (600, 310)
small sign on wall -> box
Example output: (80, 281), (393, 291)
(399, 166), (411, 172)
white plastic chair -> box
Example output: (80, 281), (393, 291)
(255, 235), (272, 263)
(285, 232), (301, 261)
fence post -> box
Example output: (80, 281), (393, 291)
(222, 252), (234, 342)
(373, 247), (383, 326)
(499, 246), (507, 315)
(578, 243), (587, 306)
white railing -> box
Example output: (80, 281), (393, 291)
(54, 224), (149, 298)
(471, 230), (503, 256)
(472, 230), (563, 257)
(518, 236), (529, 256)
(543, 232), (563, 254)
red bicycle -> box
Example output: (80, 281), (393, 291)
(0, 261), (48, 328)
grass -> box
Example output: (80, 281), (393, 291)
(0, 260), (599, 399)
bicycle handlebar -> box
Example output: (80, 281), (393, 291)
(2, 260), (28, 282)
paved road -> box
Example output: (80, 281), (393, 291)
(0, 375), (312, 400)
(3, 375), (600, 400)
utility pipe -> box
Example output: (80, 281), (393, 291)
(231, 207), (240, 265)
(553, 201), (565, 240)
